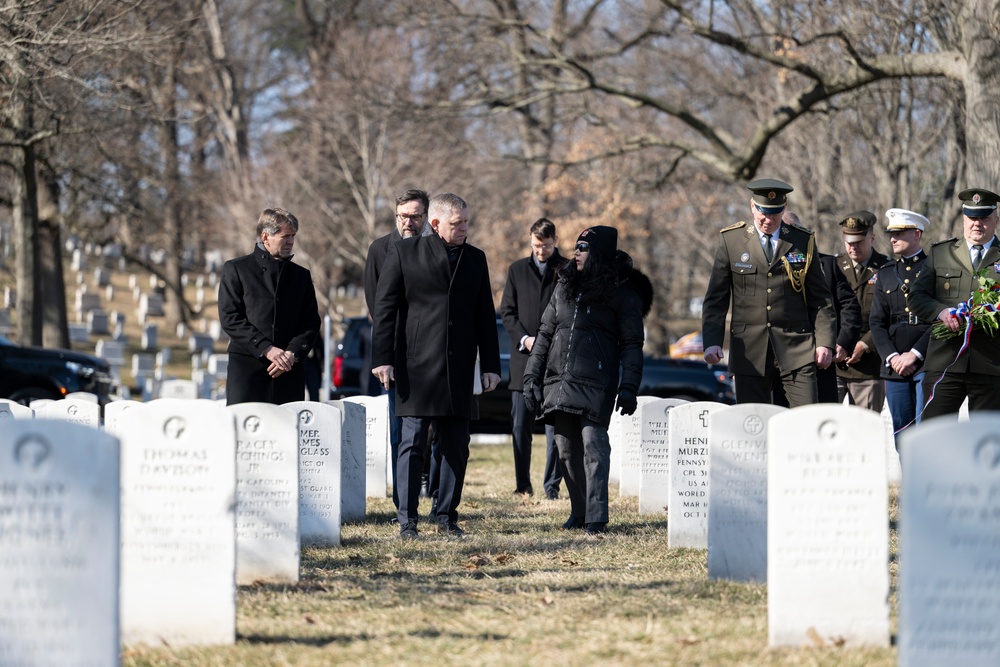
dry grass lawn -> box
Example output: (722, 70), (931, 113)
(123, 439), (898, 667)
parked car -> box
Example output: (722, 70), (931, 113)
(0, 334), (114, 405)
(330, 317), (735, 433)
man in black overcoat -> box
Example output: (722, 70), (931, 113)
(371, 193), (502, 539)
(500, 218), (566, 498)
(364, 189), (429, 510)
(219, 207), (321, 405)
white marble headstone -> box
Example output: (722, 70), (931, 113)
(618, 395), (658, 497)
(608, 409), (623, 486)
(229, 403), (300, 584)
(102, 399), (144, 434)
(329, 399), (367, 522)
(767, 405), (890, 648)
(159, 378), (198, 400)
(668, 401), (727, 548)
(344, 395), (389, 499)
(707, 403), (785, 582)
(0, 421), (120, 665)
(36, 398), (101, 428)
(899, 415), (1000, 666)
(115, 399), (236, 646)
(283, 401), (342, 547)
(0, 398), (33, 420)
(638, 398), (688, 514)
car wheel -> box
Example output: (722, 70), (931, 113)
(7, 387), (60, 406)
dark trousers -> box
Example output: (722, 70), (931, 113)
(816, 366), (840, 403)
(885, 373), (924, 437)
(736, 356), (818, 408)
(921, 371), (1000, 420)
(387, 386), (402, 509)
(553, 411), (610, 524)
(397, 416), (469, 525)
(424, 421), (441, 502)
(511, 390), (561, 495)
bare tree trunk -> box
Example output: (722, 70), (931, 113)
(961, 0), (1000, 185)
(37, 171), (68, 348)
(159, 62), (187, 329)
(11, 140), (42, 345)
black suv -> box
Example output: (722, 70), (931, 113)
(0, 334), (114, 405)
(330, 316), (734, 432)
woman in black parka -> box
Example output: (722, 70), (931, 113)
(523, 226), (653, 534)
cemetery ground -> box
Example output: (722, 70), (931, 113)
(122, 442), (899, 667)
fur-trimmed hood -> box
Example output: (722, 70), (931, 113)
(615, 250), (654, 317)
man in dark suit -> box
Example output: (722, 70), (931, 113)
(364, 189), (429, 512)
(219, 207), (320, 405)
(703, 179), (836, 407)
(909, 188), (1000, 418)
(869, 208), (932, 437)
(783, 211), (862, 403)
(500, 218), (567, 499)
(834, 211), (892, 412)
(372, 193), (502, 539)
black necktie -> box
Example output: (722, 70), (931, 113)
(763, 234), (773, 262)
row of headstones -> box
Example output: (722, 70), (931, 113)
(68, 241), (224, 275)
(604, 398), (999, 665)
(0, 395), (393, 663)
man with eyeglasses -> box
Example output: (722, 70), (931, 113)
(371, 193), (501, 539)
(500, 218), (567, 499)
(702, 178), (836, 407)
(364, 189), (429, 512)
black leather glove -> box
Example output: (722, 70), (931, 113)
(523, 378), (543, 414)
(616, 389), (638, 416)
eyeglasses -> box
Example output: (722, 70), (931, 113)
(396, 212), (425, 222)
(575, 242), (590, 253)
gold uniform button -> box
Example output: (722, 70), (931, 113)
(904, 279), (910, 284)
(767, 272), (773, 277)
(766, 306), (772, 311)
(767, 288), (772, 293)
(906, 266), (912, 271)
(905, 307), (910, 312)
(766, 323), (772, 328)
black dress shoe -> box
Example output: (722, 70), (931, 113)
(545, 489), (559, 500)
(561, 515), (585, 530)
(437, 520), (466, 538)
(399, 522), (419, 540)
(512, 486), (534, 496)
(584, 522), (608, 535)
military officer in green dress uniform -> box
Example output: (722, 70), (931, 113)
(835, 211), (892, 412)
(908, 188), (1000, 418)
(703, 179), (837, 407)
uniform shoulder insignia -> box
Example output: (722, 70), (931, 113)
(720, 221), (746, 233)
(784, 223), (813, 235)
(932, 237), (958, 247)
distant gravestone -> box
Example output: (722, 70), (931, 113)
(86, 308), (109, 335)
(229, 403), (300, 584)
(115, 399), (236, 646)
(638, 398), (688, 514)
(0, 420), (119, 665)
(668, 401), (727, 548)
(159, 379), (198, 400)
(95, 339), (127, 367)
(329, 399), (366, 522)
(141, 323), (158, 350)
(105, 284), (115, 302)
(0, 398), (33, 420)
(898, 415), (1000, 666)
(707, 403), (786, 582)
(284, 401), (343, 546)
(71, 247), (86, 271)
(767, 405), (890, 648)
(618, 396), (658, 497)
(140, 293), (165, 317)
(608, 409), (623, 486)
(0, 307), (11, 335)
(94, 267), (110, 287)
(68, 323), (89, 344)
(132, 353), (155, 380)
(4, 286), (15, 309)
(36, 398), (101, 428)
(344, 395), (390, 499)
(207, 354), (229, 378)
(189, 333), (214, 354)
